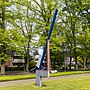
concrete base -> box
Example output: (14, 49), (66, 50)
(36, 70), (49, 86)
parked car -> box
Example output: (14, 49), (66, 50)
(51, 69), (58, 73)
(29, 68), (36, 73)
(42, 67), (47, 70)
(30, 67), (47, 73)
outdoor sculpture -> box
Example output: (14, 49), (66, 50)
(36, 9), (58, 86)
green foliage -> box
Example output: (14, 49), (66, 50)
(0, 29), (11, 62)
(29, 60), (36, 69)
(60, 0), (90, 68)
(0, 53), (10, 61)
(0, 0), (89, 70)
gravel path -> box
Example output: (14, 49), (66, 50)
(0, 73), (90, 87)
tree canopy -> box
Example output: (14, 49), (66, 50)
(0, 0), (90, 72)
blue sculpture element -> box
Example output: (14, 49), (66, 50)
(37, 9), (58, 70)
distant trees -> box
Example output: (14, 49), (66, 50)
(61, 0), (90, 70)
(0, 0), (90, 74)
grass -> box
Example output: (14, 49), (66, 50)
(0, 75), (90, 90)
(50, 70), (90, 77)
(0, 70), (90, 82)
(0, 74), (36, 82)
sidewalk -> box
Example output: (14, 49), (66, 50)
(0, 73), (90, 87)
(5, 71), (30, 75)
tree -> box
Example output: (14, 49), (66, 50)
(7, 0), (40, 71)
(0, 0), (25, 74)
(0, 0), (12, 74)
(29, 0), (65, 69)
(61, 0), (90, 70)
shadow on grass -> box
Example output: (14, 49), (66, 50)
(34, 83), (48, 87)
(42, 83), (48, 87)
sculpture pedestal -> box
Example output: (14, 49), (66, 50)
(36, 70), (49, 87)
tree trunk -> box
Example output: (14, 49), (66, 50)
(26, 56), (29, 72)
(83, 57), (88, 70)
(83, 59), (86, 70)
(64, 56), (67, 71)
(86, 58), (88, 68)
(72, 23), (77, 70)
(69, 56), (72, 70)
(25, 50), (30, 72)
(69, 47), (72, 70)
(53, 61), (56, 69)
(1, 64), (5, 75)
(0, 2), (6, 75)
(74, 53), (77, 70)
(25, 35), (31, 72)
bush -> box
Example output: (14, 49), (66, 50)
(6, 66), (25, 71)
(29, 60), (36, 69)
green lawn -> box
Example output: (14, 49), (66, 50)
(0, 71), (90, 82)
(0, 75), (90, 90)
(0, 74), (36, 82)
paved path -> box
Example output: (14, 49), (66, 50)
(0, 73), (90, 87)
